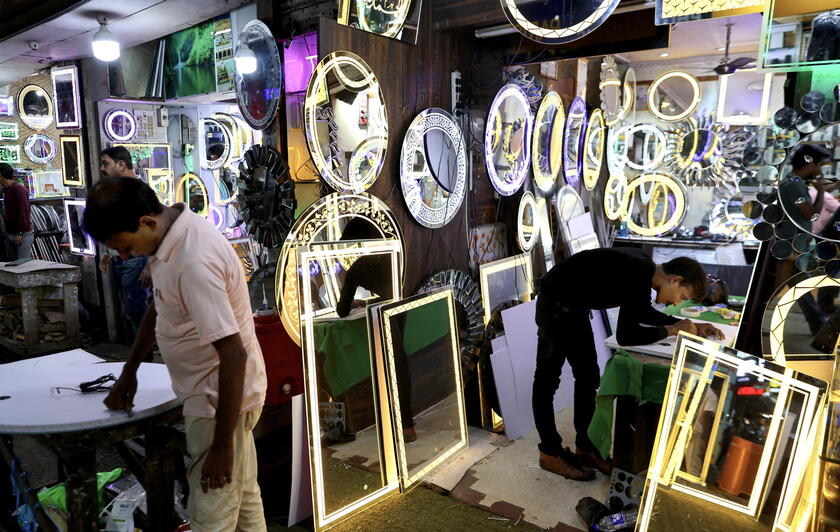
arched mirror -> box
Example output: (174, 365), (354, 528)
(499, 0), (620, 44)
(399, 108), (467, 228)
(200, 118), (231, 170)
(532, 91), (565, 195)
(648, 71), (701, 122)
(485, 84), (532, 196)
(167, 114), (197, 160)
(234, 20), (282, 130)
(23, 134), (56, 164)
(563, 96), (587, 187)
(583, 108), (606, 190)
(517, 191), (537, 251)
(600, 56), (623, 126)
(176, 173), (208, 217)
(103, 108), (137, 142)
(305, 51), (388, 193)
(18, 85), (53, 130)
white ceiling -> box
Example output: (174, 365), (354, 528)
(0, 0), (251, 86)
(618, 12), (763, 65)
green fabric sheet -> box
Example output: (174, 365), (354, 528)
(662, 298), (743, 326)
(37, 468), (123, 514)
(587, 351), (670, 460)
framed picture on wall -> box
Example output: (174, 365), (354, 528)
(113, 143), (172, 171)
(33, 170), (68, 198)
(51, 65), (82, 129)
(0, 145), (20, 164)
(0, 122), (19, 140)
(60, 135), (85, 187)
(0, 96), (13, 117)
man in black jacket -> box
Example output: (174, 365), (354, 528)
(533, 248), (722, 480)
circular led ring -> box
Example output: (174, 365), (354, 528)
(484, 84), (532, 196)
(17, 84), (54, 130)
(648, 71), (702, 122)
(625, 124), (666, 172)
(23, 134), (56, 164)
(624, 174), (686, 236)
(517, 191), (538, 251)
(583, 108), (605, 191)
(103, 108), (137, 142)
(532, 91), (565, 194)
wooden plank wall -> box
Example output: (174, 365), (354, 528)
(317, 14), (472, 292)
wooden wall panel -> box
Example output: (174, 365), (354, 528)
(318, 13), (471, 292)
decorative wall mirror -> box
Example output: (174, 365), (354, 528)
(235, 20), (282, 130)
(175, 173), (208, 217)
(297, 240), (401, 530)
(623, 123), (667, 172)
(369, 289), (468, 492)
(648, 71), (701, 122)
(621, 68), (636, 124)
(399, 108), (467, 229)
(213, 112), (252, 162)
(0, 122), (19, 141)
(623, 174), (686, 236)
(114, 143), (172, 172)
(63, 199), (95, 256)
(145, 168), (175, 206)
(277, 192), (405, 345)
(600, 56), (623, 126)
(0, 145), (20, 164)
(563, 96), (588, 187)
(60, 135), (84, 187)
(637, 334), (825, 532)
(338, 0), (421, 44)
(583, 108), (605, 190)
(236, 145), (297, 247)
(516, 190), (537, 252)
(532, 91), (565, 195)
(199, 118), (231, 170)
(103, 108), (137, 142)
(17, 84), (53, 130)
(485, 84), (532, 196)
(665, 119), (743, 187)
(51, 65), (82, 129)
(709, 192), (757, 238)
(167, 114), (196, 160)
(23, 134), (56, 164)
(500, 0), (621, 44)
(305, 51), (388, 193)
(0, 95), (13, 116)
(717, 70), (774, 125)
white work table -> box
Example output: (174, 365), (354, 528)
(604, 320), (740, 359)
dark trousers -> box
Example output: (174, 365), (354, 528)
(390, 314), (414, 429)
(532, 308), (601, 456)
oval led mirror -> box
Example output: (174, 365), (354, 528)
(103, 108), (137, 142)
(621, 68), (636, 124)
(18, 84), (53, 130)
(648, 71), (701, 122)
(604, 173), (627, 221)
(305, 51), (388, 193)
(600, 56), (623, 126)
(23, 134), (56, 164)
(500, 0), (620, 44)
(532, 91), (565, 195)
(400, 108), (467, 229)
(583, 108), (605, 191)
(176, 173), (208, 217)
(517, 191), (538, 251)
(485, 84), (532, 196)
(200, 118), (231, 170)
(234, 20), (282, 130)
(563, 96), (588, 187)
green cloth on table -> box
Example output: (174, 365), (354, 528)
(403, 298), (449, 355)
(315, 316), (372, 398)
(587, 351), (670, 460)
(37, 468), (123, 514)
(662, 299), (742, 326)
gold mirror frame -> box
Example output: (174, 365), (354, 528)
(623, 174), (686, 236)
(175, 173), (208, 218)
(583, 108), (605, 191)
(59, 135), (84, 187)
(17, 84), (54, 130)
(647, 70), (702, 122)
(531, 91), (565, 194)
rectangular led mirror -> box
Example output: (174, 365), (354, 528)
(297, 239), (402, 530)
(369, 289), (468, 492)
(60, 135), (85, 187)
(113, 143), (172, 172)
(759, 0), (840, 72)
(337, 0), (422, 44)
(0, 122), (18, 141)
(51, 65), (82, 129)
(144, 168), (174, 206)
(64, 199), (94, 256)
(637, 334), (826, 531)
(478, 252), (535, 325)
(717, 70), (774, 125)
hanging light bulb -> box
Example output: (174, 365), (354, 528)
(235, 42), (258, 75)
(92, 17), (120, 62)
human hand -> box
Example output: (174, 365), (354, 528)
(103, 370), (137, 411)
(200, 440), (234, 493)
(668, 319), (697, 337)
(11, 235), (21, 246)
(139, 265), (152, 289)
(695, 322), (725, 340)
(99, 254), (112, 273)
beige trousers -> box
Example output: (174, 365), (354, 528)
(185, 409), (267, 532)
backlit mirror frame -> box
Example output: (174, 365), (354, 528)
(500, 0), (621, 44)
(583, 108), (605, 190)
(485, 84), (533, 196)
(563, 96), (588, 187)
(17, 84), (53, 130)
(103, 108), (137, 142)
(199, 117), (231, 171)
(175, 173), (209, 218)
(531, 91), (565, 195)
(517, 190), (538, 251)
(51, 65), (82, 129)
(63, 199), (95, 256)
(623, 174), (687, 236)
(647, 71), (702, 122)
(23, 134), (56, 165)
(478, 252), (534, 326)
(60, 135), (84, 187)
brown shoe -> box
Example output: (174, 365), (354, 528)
(403, 427), (417, 443)
(575, 448), (613, 476)
(539, 450), (596, 481)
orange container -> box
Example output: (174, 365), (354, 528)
(718, 436), (764, 497)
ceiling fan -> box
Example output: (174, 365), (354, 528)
(712, 23), (756, 75)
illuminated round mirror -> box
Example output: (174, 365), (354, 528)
(517, 191), (538, 251)
(583, 108), (605, 190)
(103, 108), (136, 142)
(556, 185), (585, 223)
(621, 68), (636, 124)
(625, 124), (666, 172)
(648, 71), (701, 122)
(305, 51), (388, 193)
(400, 108), (466, 228)
(532, 91), (565, 195)
(234, 20), (282, 130)
(214, 112), (253, 162)
(499, 0), (620, 44)
(485, 84), (532, 196)
(600, 56), (623, 126)
(200, 118), (231, 170)
(563, 96), (587, 187)
(176, 173), (208, 217)
(18, 85), (53, 130)
(604, 173), (627, 221)
(23, 134), (55, 164)
(623, 174), (686, 236)
(167, 114), (196, 159)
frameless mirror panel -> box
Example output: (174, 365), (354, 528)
(297, 240), (401, 529)
(167, 114), (197, 160)
(338, 0), (422, 44)
(200, 118), (231, 170)
(372, 289), (467, 491)
(717, 70), (773, 125)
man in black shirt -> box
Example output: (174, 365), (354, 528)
(533, 248), (722, 480)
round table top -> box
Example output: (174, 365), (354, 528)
(0, 362), (179, 435)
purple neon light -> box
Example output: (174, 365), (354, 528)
(564, 97), (588, 188)
(283, 32), (318, 94)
